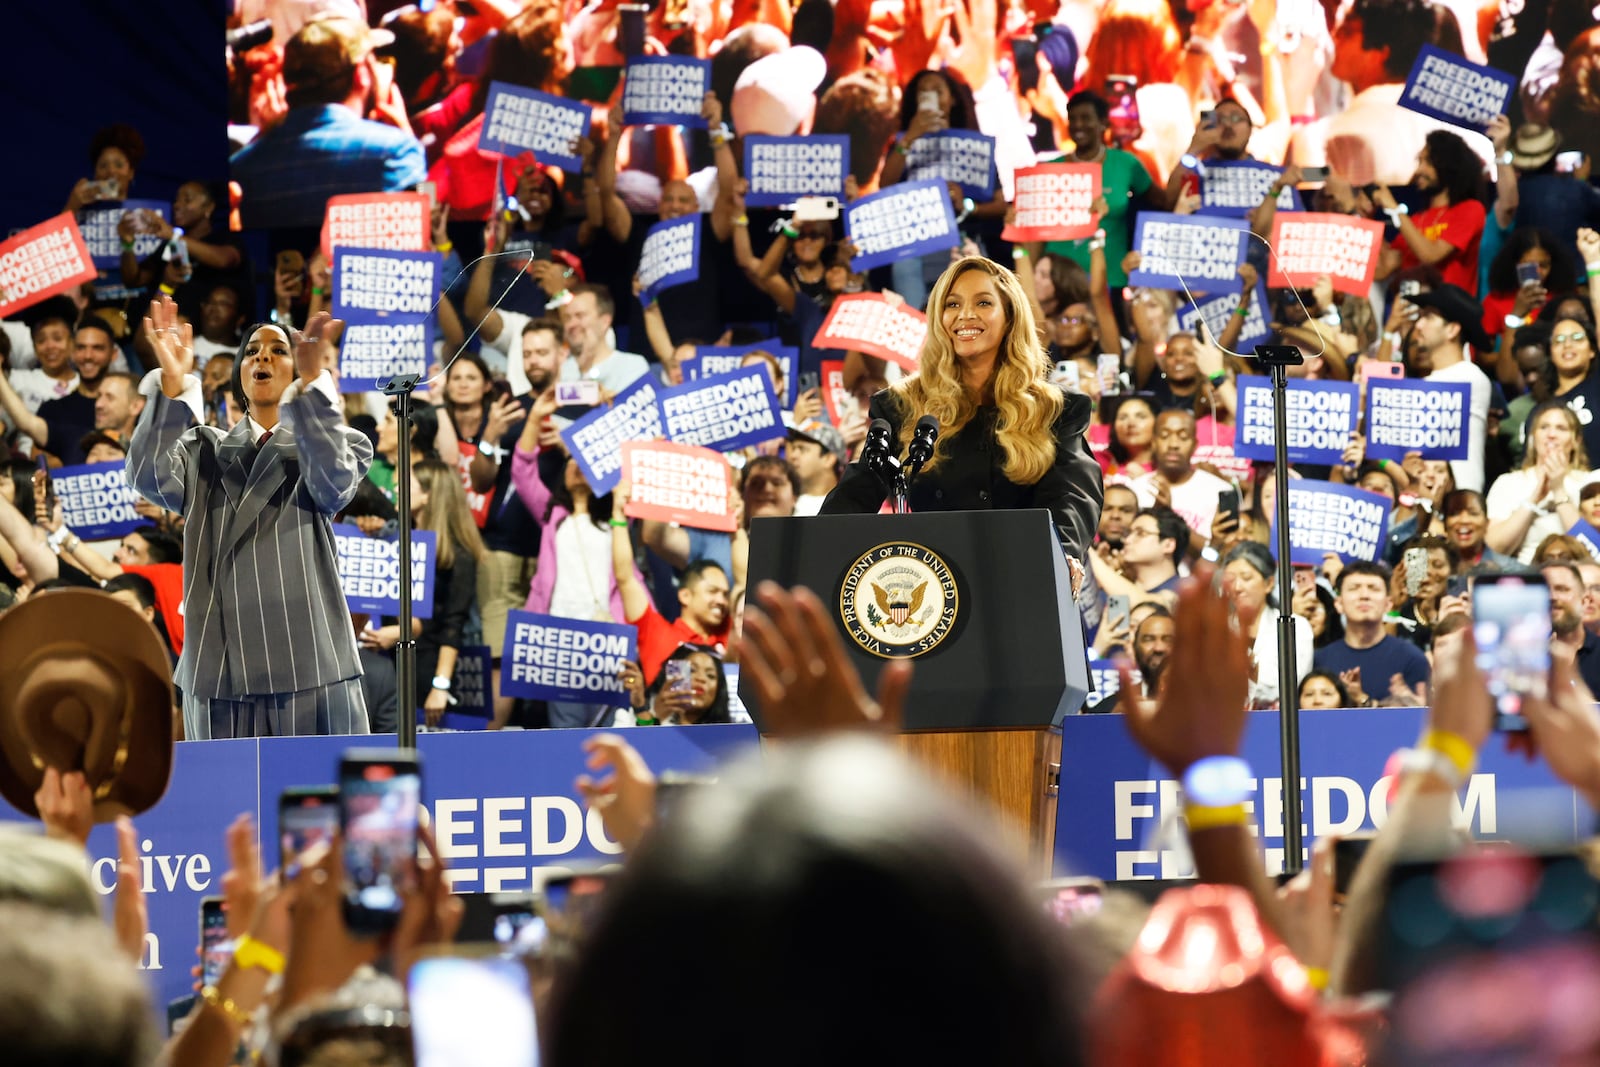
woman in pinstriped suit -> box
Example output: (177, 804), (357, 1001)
(128, 295), (375, 739)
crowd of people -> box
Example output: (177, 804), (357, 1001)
(1, 0), (1600, 734)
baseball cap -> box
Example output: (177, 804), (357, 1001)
(1407, 283), (1493, 351)
(789, 419), (846, 463)
(731, 46), (826, 136)
(284, 16), (395, 92)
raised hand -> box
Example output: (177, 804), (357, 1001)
(576, 734), (658, 851)
(740, 581), (912, 736)
(483, 393), (523, 444)
(34, 766), (93, 847)
(293, 311), (340, 384)
(112, 816), (148, 962)
(144, 293), (196, 398)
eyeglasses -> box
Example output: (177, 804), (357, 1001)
(1553, 332), (1589, 344)
(1126, 525), (1160, 540)
(1056, 315), (1088, 326)
(1216, 113), (1251, 126)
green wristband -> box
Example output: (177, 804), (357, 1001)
(609, 518), (629, 528)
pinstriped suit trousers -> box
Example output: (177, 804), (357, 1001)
(182, 677), (370, 739)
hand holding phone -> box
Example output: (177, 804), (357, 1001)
(339, 749), (422, 933)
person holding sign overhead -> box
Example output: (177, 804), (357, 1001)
(127, 296), (374, 739)
(821, 256), (1104, 565)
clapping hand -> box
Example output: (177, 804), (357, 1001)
(293, 311), (341, 384)
(145, 294), (196, 397)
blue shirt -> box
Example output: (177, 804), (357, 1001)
(1313, 635), (1431, 702)
(231, 105), (428, 230)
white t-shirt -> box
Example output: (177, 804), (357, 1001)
(794, 493), (826, 517)
(1426, 357), (1492, 494)
(1, 321), (35, 369)
(192, 335), (235, 369)
(562, 350), (651, 395)
(548, 514), (616, 620)
(1130, 466), (1230, 539)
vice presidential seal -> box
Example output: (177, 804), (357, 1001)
(838, 542), (960, 658)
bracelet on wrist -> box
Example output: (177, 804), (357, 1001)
(200, 985), (254, 1027)
(311, 286), (328, 297)
(1232, 304), (1249, 318)
(733, 214), (749, 227)
(1183, 802), (1249, 831)
(780, 224), (799, 240)
(158, 283), (176, 295)
(232, 934), (286, 975)
(1419, 727), (1476, 778)
(436, 240), (454, 255)
(120, 239), (136, 252)
(1207, 370), (1227, 386)
(1588, 262), (1600, 278)
(1304, 966), (1330, 992)
(609, 517), (629, 528)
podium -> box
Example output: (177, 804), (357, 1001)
(741, 509), (1090, 874)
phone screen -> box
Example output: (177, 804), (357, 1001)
(200, 897), (232, 988)
(409, 957), (537, 1067)
(491, 895), (549, 957)
(1298, 166), (1330, 183)
(280, 787), (339, 878)
(1104, 77), (1140, 147)
(1516, 262), (1543, 287)
(340, 752), (422, 928)
(1472, 576), (1550, 730)
(1038, 880), (1104, 925)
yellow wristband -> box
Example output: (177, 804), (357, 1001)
(232, 934), (286, 975)
(1304, 966), (1329, 991)
(1183, 802), (1248, 831)
(1420, 728), (1475, 778)
(436, 240), (454, 255)
(158, 283), (176, 295)
(200, 985), (254, 1026)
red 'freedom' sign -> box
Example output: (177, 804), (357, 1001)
(0, 214), (98, 319)
(1002, 163), (1101, 242)
(812, 293), (926, 371)
(1267, 212), (1385, 297)
(621, 440), (736, 532)
(320, 193), (432, 262)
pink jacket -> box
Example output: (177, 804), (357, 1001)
(511, 444), (637, 620)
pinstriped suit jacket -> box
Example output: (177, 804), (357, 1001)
(127, 372), (374, 700)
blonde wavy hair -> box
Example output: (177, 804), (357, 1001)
(889, 256), (1064, 484)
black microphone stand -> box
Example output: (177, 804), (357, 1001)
(380, 373), (423, 752)
(1255, 344), (1305, 874)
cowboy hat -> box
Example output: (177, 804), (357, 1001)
(1511, 124), (1561, 171)
(0, 589), (174, 822)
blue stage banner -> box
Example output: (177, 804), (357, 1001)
(332, 524), (438, 619)
(0, 727), (758, 1016)
(478, 83), (591, 171)
(1364, 377), (1472, 461)
(903, 130), (996, 200)
(81, 199), (170, 271)
(560, 374), (663, 496)
(1054, 707), (1591, 879)
(1399, 45), (1516, 134)
(844, 179), (960, 271)
(1129, 212), (1248, 293)
(338, 319), (433, 394)
(1177, 281), (1271, 355)
(332, 248), (441, 323)
(680, 343), (799, 407)
(1198, 161), (1298, 218)
(52, 461), (142, 540)
(1270, 481), (1391, 565)
(621, 56), (710, 128)
(637, 215), (701, 302)
(501, 611), (638, 704)
(660, 365), (785, 452)
(1234, 376), (1360, 465)
(742, 135), (849, 207)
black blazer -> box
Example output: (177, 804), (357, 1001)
(819, 386), (1105, 559)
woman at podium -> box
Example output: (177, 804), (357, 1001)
(820, 256), (1104, 560)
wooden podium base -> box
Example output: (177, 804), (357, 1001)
(890, 727), (1061, 879)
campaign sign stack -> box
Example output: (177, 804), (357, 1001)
(1399, 45), (1516, 134)
(903, 130), (996, 199)
(502, 612), (638, 705)
(332, 524), (439, 618)
(1129, 213), (1248, 292)
(1270, 482), (1391, 565)
(638, 216), (701, 301)
(320, 193), (431, 260)
(742, 135), (849, 207)
(659, 366), (785, 452)
(1233, 377), (1360, 465)
(621, 56), (710, 128)
(478, 82), (592, 171)
(1364, 378), (1472, 460)
(52, 462), (143, 541)
(562, 376), (664, 495)
(332, 248), (441, 392)
(844, 180), (960, 270)
(0, 213), (98, 318)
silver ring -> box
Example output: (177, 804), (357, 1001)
(307, 335), (322, 344)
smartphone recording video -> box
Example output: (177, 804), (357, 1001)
(490, 893), (549, 957)
(1472, 575), (1550, 731)
(1038, 878), (1105, 925)
(280, 785), (339, 878)
(200, 896), (232, 988)
(339, 749), (422, 932)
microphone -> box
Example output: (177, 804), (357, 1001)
(905, 414), (939, 481)
(862, 418), (909, 513)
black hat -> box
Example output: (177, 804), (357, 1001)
(1407, 284), (1493, 351)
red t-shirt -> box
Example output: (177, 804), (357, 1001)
(124, 562), (184, 655)
(630, 601), (730, 684)
(1389, 199), (1485, 294)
